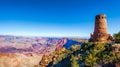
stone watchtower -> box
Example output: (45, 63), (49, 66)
(90, 14), (113, 43)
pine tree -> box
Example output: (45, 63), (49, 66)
(114, 31), (120, 43)
(71, 55), (79, 67)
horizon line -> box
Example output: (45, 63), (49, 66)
(0, 34), (89, 39)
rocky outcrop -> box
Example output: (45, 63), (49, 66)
(39, 48), (69, 67)
(112, 44), (120, 67)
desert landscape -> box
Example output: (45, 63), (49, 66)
(0, 0), (120, 67)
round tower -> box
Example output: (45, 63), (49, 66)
(94, 14), (107, 35)
(90, 14), (113, 43)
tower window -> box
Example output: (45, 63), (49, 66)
(102, 17), (104, 19)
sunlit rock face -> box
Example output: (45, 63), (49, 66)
(0, 35), (67, 67)
(0, 53), (42, 67)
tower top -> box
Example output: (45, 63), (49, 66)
(95, 14), (106, 20)
(96, 14), (106, 17)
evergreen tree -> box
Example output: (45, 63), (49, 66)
(113, 31), (120, 43)
(85, 53), (98, 67)
(71, 55), (79, 67)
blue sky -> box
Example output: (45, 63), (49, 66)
(0, 0), (120, 37)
